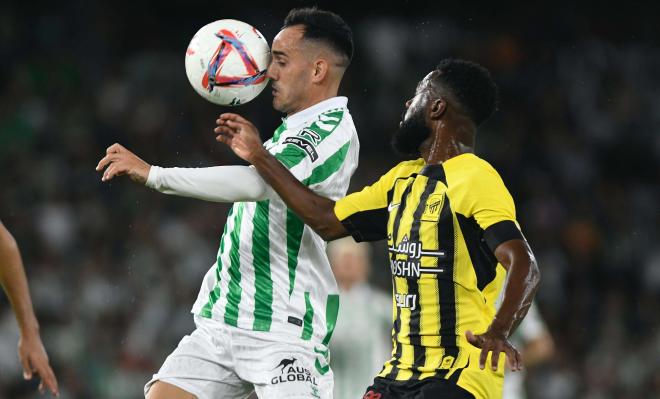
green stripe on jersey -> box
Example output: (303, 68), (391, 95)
(223, 203), (245, 326)
(315, 359), (330, 375)
(302, 292), (314, 340)
(286, 209), (304, 296)
(274, 144), (310, 169)
(272, 123), (286, 143)
(200, 219), (230, 318)
(302, 141), (351, 186)
(322, 294), (340, 346)
(252, 200), (273, 331)
(314, 295), (339, 375)
(274, 109), (345, 170)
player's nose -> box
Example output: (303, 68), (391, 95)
(266, 64), (277, 80)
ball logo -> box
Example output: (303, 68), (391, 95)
(202, 29), (268, 91)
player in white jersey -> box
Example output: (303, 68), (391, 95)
(96, 8), (357, 399)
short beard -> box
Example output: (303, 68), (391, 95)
(391, 109), (430, 157)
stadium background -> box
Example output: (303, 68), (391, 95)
(1, 1), (659, 398)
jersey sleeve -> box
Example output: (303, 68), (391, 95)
(455, 165), (523, 252)
(334, 169), (393, 242)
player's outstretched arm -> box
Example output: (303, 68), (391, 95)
(215, 113), (348, 241)
(0, 221), (59, 396)
(466, 238), (540, 372)
(96, 143), (268, 202)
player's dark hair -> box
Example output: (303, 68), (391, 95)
(283, 7), (353, 67)
(433, 59), (499, 126)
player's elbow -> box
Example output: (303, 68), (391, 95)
(245, 182), (268, 202)
(310, 207), (346, 242)
(0, 227), (18, 253)
(527, 255), (541, 291)
(511, 240), (541, 290)
(316, 224), (346, 241)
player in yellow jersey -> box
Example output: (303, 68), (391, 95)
(214, 59), (540, 399)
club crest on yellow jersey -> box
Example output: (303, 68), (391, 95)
(421, 193), (444, 222)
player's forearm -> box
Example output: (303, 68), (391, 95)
(490, 240), (540, 338)
(250, 149), (345, 240)
(146, 165), (268, 202)
(0, 227), (40, 335)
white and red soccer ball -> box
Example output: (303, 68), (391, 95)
(185, 19), (270, 106)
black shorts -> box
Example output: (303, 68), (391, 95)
(362, 376), (476, 399)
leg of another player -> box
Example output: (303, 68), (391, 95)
(146, 381), (198, 399)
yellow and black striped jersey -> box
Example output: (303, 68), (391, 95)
(334, 153), (523, 397)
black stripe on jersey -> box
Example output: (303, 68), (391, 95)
(447, 358), (470, 384)
(390, 180), (415, 250)
(419, 164), (447, 186)
(341, 176), (421, 243)
(386, 179), (416, 380)
(456, 214), (498, 291)
(483, 220), (523, 252)
(437, 196), (459, 363)
(387, 279), (403, 380)
(341, 208), (389, 242)
(407, 178), (440, 380)
(387, 175), (417, 207)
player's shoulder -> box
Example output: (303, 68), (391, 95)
(315, 105), (350, 129)
(444, 153), (502, 181)
(387, 158), (425, 179)
(292, 105), (354, 144)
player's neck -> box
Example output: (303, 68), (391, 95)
(287, 85), (340, 116)
(421, 120), (475, 164)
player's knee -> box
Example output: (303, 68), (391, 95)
(146, 381), (198, 399)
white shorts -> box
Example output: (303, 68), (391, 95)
(144, 316), (333, 399)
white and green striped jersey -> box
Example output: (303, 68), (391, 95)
(191, 97), (359, 347)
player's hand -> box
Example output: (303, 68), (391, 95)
(18, 331), (59, 396)
(465, 328), (522, 372)
(96, 143), (151, 184)
(214, 113), (266, 163)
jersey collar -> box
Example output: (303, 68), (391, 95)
(281, 96), (348, 129)
(420, 153), (476, 182)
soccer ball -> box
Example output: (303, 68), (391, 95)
(185, 19), (270, 106)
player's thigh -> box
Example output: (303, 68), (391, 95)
(243, 344), (333, 399)
(146, 381), (198, 399)
(419, 380), (475, 399)
(361, 378), (395, 399)
(359, 377), (476, 399)
(145, 326), (253, 399)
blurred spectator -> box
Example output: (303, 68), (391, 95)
(503, 302), (554, 399)
(327, 238), (390, 399)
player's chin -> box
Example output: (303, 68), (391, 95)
(272, 97), (286, 113)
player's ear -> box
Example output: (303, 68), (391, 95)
(312, 59), (329, 83)
(429, 98), (447, 120)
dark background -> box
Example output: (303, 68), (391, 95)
(1, 1), (659, 398)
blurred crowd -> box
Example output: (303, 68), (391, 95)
(1, 3), (658, 398)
